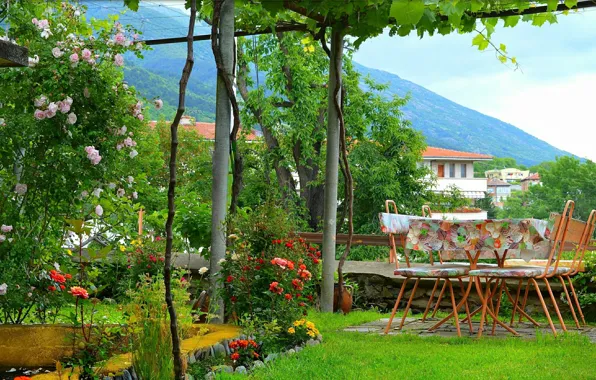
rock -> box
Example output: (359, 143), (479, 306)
(103, 377), (112, 380)
(215, 365), (234, 373)
(223, 340), (231, 355)
(252, 360), (265, 369)
(264, 353), (279, 363)
(195, 349), (204, 360)
(122, 370), (133, 380)
(205, 372), (216, 380)
(294, 346), (302, 353)
(287, 349), (296, 355)
(212, 343), (226, 358)
(130, 368), (138, 380)
(239, 334), (247, 340)
(235, 366), (248, 374)
(306, 339), (320, 346)
(316, 334), (323, 342)
(188, 353), (196, 364)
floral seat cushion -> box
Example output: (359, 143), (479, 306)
(394, 266), (469, 278)
(468, 265), (568, 278)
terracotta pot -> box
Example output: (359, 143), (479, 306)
(333, 283), (353, 314)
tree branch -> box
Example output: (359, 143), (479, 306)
(164, 0), (196, 378)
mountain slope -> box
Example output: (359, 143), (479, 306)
(86, 3), (573, 166)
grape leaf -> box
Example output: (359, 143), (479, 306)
(390, 0), (425, 25)
(471, 0), (484, 12)
(123, 0), (139, 11)
(564, 0), (578, 8)
(472, 33), (489, 51)
(546, 0), (559, 12)
(503, 15), (520, 28)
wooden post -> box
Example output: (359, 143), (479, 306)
(320, 27), (343, 313)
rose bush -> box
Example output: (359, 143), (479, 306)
(221, 203), (321, 332)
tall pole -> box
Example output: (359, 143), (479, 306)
(321, 27), (343, 312)
(209, 0), (234, 322)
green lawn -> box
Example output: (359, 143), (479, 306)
(218, 311), (596, 380)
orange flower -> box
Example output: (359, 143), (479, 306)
(65, 273), (73, 280)
(269, 282), (283, 294)
(231, 352), (240, 361)
(50, 270), (66, 284)
(69, 286), (89, 299)
(292, 278), (304, 290)
(284, 293), (292, 300)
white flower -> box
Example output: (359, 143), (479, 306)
(48, 102), (58, 113)
(129, 149), (138, 159)
(54, 262), (60, 271)
(108, 183), (116, 189)
(218, 258), (226, 265)
(92, 188), (103, 198)
(0, 283), (6, 295)
(198, 247), (204, 254)
(28, 55), (39, 67)
(154, 99), (163, 110)
(34, 95), (48, 107)
(67, 112), (77, 124)
(132, 191), (138, 199)
(0, 235), (5, 243)
(40, 28), (52, 39)
(1, 225), (12, 233)
(231, 253), (240, 261)
(198, 267), (209, 275)
(0, 118), (5, 126)
(52, 47), (63, 58)
(127, 176), (134, 184)
(117, 188), (125, 197)
(95, 205), (103, 216)
(74, 10), (81, 17)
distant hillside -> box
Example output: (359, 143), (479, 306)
(86, 3), (574, 166)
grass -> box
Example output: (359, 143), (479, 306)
(217, 311), (596, 380)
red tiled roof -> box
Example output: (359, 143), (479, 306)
(522, 173), (541, 181)
(148, 119), (260, 141)
(422, 146), (492, 160)
(488, 179), (511, 187)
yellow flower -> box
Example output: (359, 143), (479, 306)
(307, 331), (316, 338)
(119, 245), (126, 252)
(66, 249), (72, 256)
(287, 327), (295, 334)
(306, 321), (315, 329)
(293, 319), (305, 327)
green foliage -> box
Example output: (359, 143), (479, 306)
(474, 157), (527, 177)
(475, 194), (498, 218)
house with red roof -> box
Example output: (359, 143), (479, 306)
(521, 173), (541, 192)
(148, 116), (261, 142)
(422, 146), (493, 200)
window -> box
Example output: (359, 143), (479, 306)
(449, 163), (456, 178)
(460, 164), (467, 178)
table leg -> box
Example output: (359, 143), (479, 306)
(422, 278), (441, 322)
(447, 280), (461, 337)
(509, 279), (523, 326)
(431, 280), (448, 318)
(458, 278), (473, 334)
(427, 279), (473, 332)
(504, 285), (540, 327)
(491, 279), (506, 335)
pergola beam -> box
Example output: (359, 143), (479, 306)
(0, 40), (28, 67)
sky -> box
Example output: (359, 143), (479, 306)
(353, 10), (596, 161)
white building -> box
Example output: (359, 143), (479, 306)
(421, 146), (493, 200)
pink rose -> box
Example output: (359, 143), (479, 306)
(84, 146), (101, 165)
(114, 54), (124, 67)
(95, 205), (104, 217)
(114, 33), (126, 45)
(52, 47), (63, 58)
(15, 183), (27, 195)
(132, 191), (138, 200)
(34, 95), (47, 107)
(69, 53), (79, 64)
(1, 225), (12, 233)
(48, 102), (58, 113)
(137, 114), (144, 121)
(58, 101), (70, 114)
(45, 109), (56, 119)
(34, 109), (46, 120)
(81, 48), (92, 61)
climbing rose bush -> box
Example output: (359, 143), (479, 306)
(0, 0), (160, 323)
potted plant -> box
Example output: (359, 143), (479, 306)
(333, 272), (355, 314)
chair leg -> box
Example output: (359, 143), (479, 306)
(384, 278), (409, 334)
(518, 280), (531, 323)
(458, 278), (473, 334)
(491, 279), (506, 335)
(422, 278), (441, 322)
(399, 279), (420, 330)
(476, 277), (493, 338)
(510, 279), (523, 326)
(544, 278), (567, 332)
(504, 285), (541, 327)
(567, 277), (587, 327)
(558, 275), (580, 329)
(531, 278), (557, 336)
(431, 280), (448, 318)
(447, 280), (461, 337)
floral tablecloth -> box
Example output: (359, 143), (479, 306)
(379, 213), (553, 259)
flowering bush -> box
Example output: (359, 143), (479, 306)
(286, 319), (320, 346)
(222, 204), (321, 329)
(228, 338), (261, 367)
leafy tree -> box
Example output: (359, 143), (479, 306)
(475, 193), (498, 218)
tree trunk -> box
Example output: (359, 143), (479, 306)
(321, 27), (343, 313)
(164, 1), (196, 378)
(209, 0), (234, 323)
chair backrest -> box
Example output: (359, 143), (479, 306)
(541, 200), (575, 278)
(421, 205), (432, 218)
(385, 200), (398, 215)
(568, 209), (596, 276)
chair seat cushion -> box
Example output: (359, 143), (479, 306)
(469, 266), (568, 278)
(394, 266), (469, 278)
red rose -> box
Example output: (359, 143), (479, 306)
(226, 275), (234, 283)
(299, 269), (312, 280)
(287, 261), (295, 270)
(284, 293), (292, 300)
(242, 265), (250, 271)
(316, 251), (321, 258)
(255, 265), (261, 270)
(149, 255), (157, 263)
(258, 258), (264, 264)
(269, 281), (283, 294)
(309, 246), (316, 252)
(307, 295), (314, 301)
(229, 341), (239, 350)
(64, 274), (73, 280)
(48, 285), (56, 292)
(299, 302), (306, 307)
(231, 352), (240, 361)
(249, 340), (258, 348)
(292, 279), (304, 290)
(59, 285), (65, 290)
(156, 236), (162, 241)
(312, 258), (320, 264)
(50, 270), (66, 284)
(69, 286), (89, 299)
(285, 242), (294, 249)
(231, 296), (237, 303)
(296, 293), (302, 298)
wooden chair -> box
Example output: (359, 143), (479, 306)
(519, 209), (595, 329)
(469, 200), (575, 337)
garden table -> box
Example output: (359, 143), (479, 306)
(379, 213), (554, 336)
